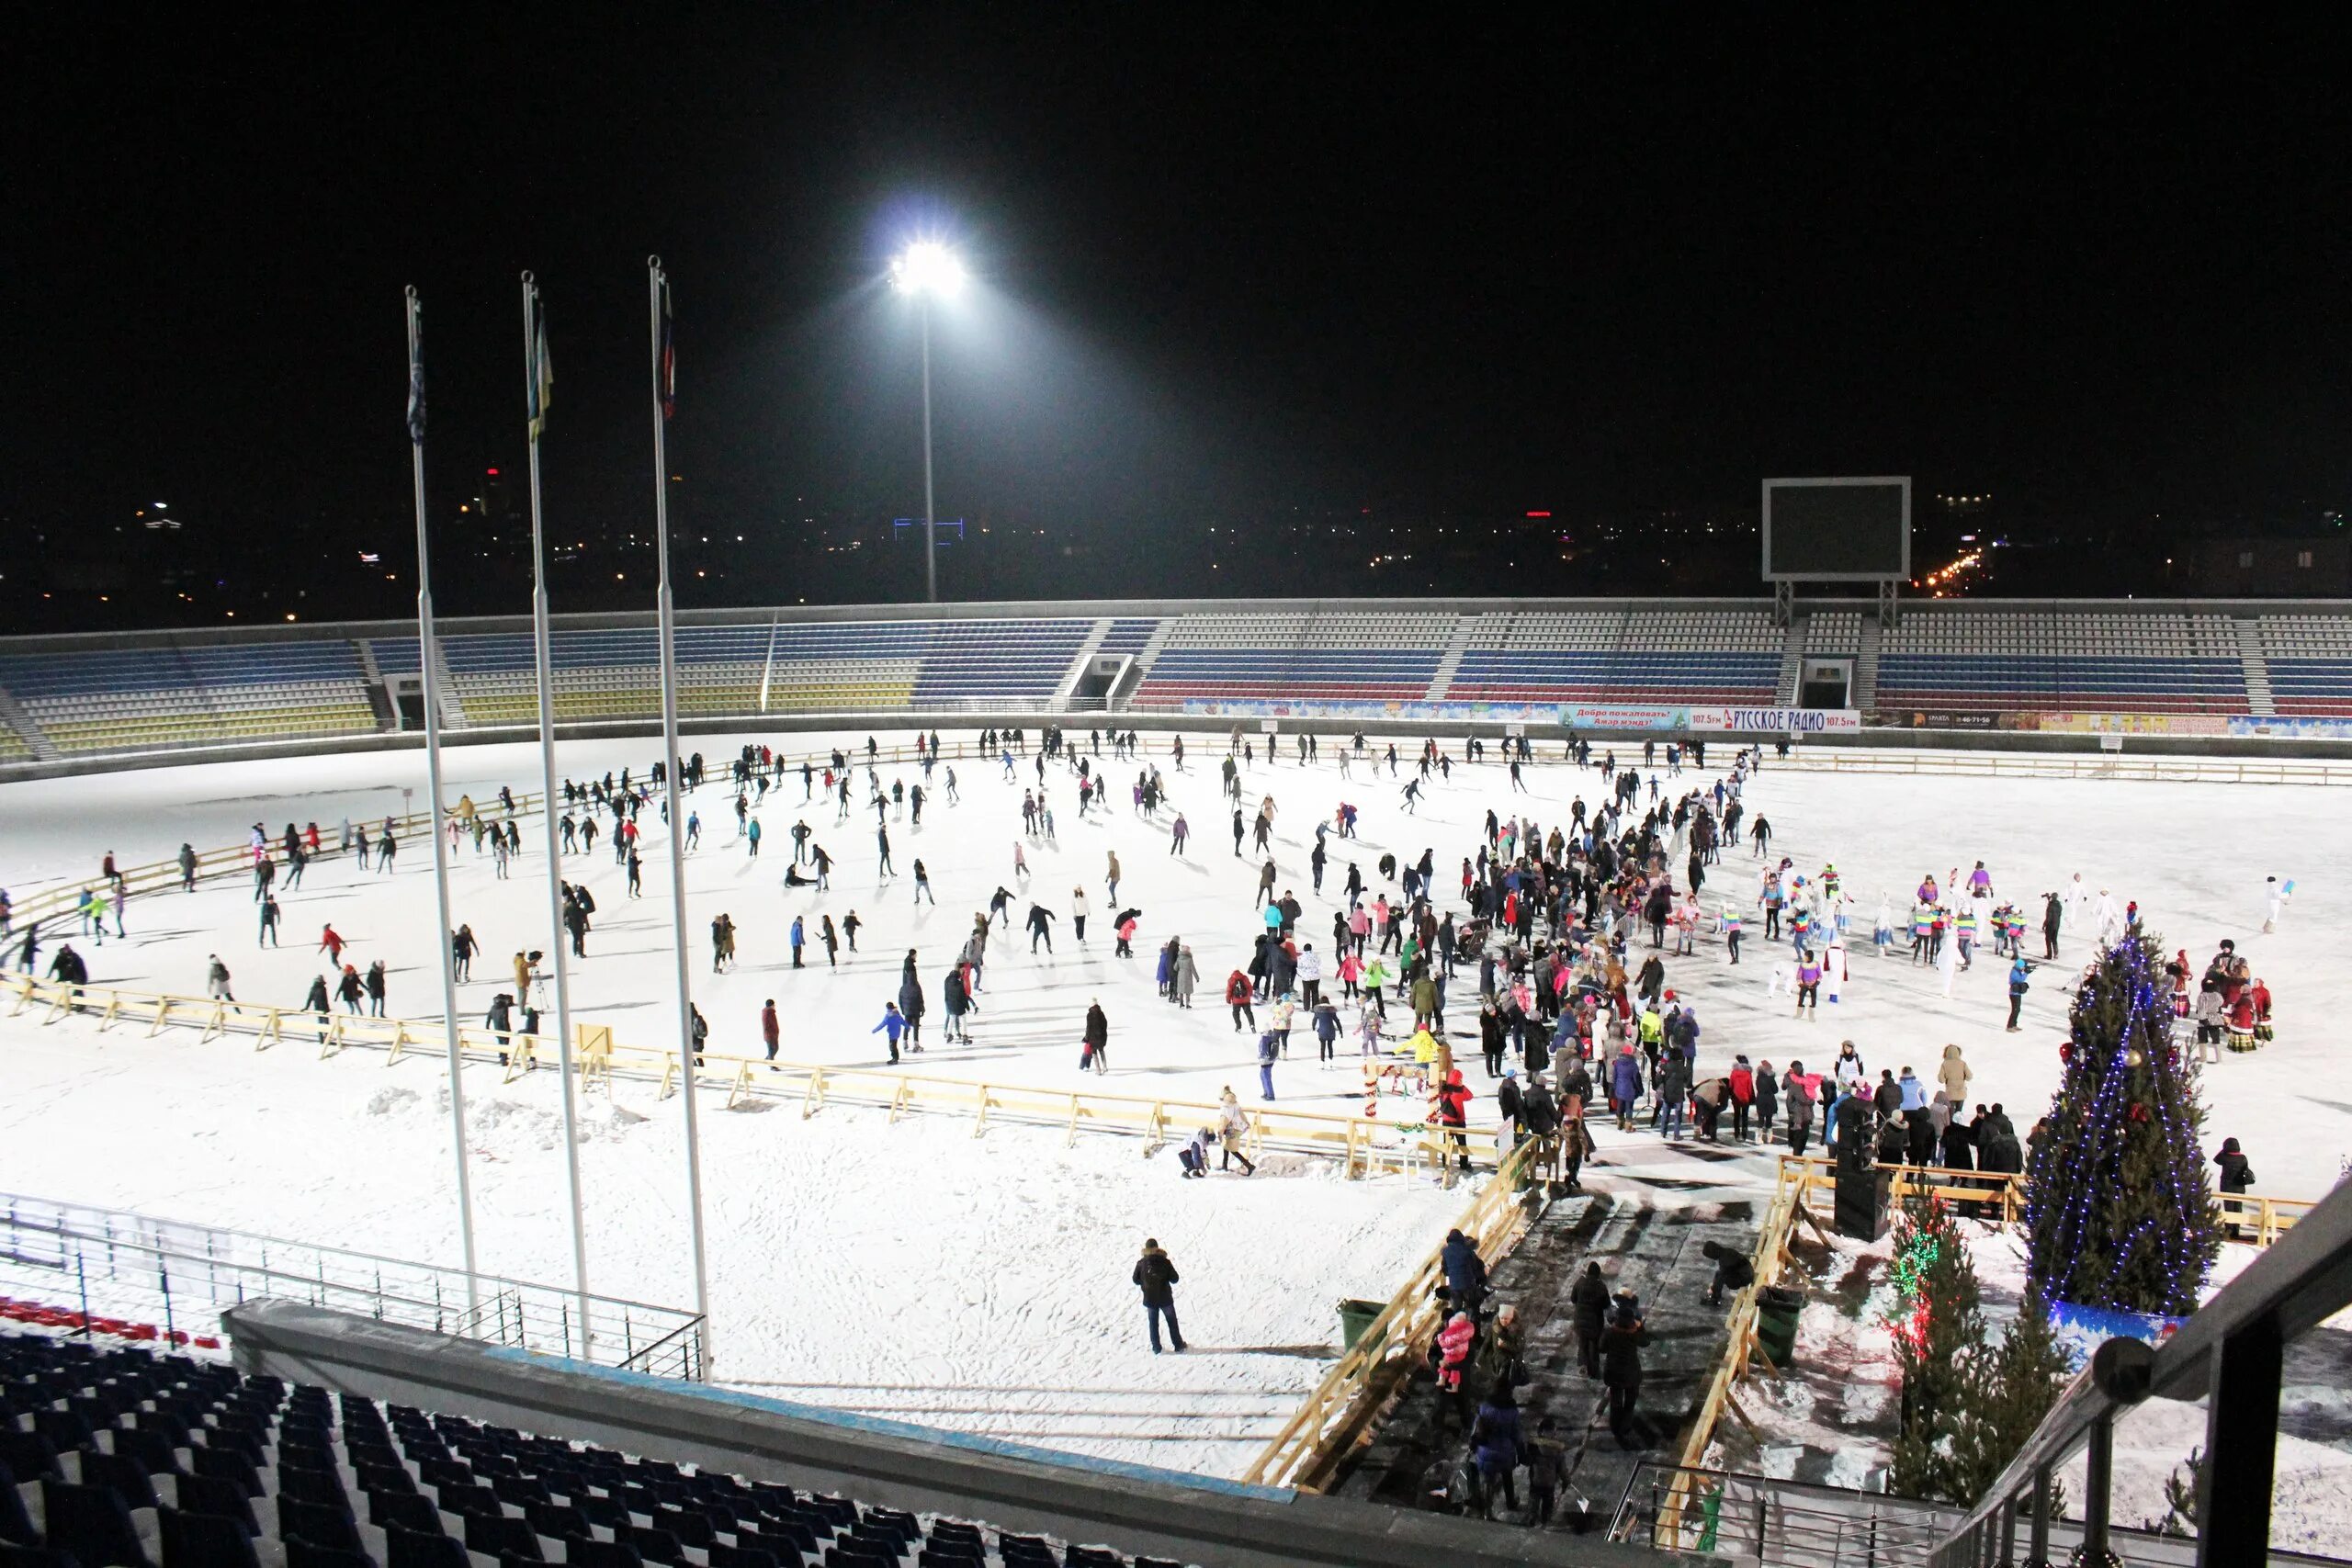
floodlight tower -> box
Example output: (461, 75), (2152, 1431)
(890, 240), (965, 603)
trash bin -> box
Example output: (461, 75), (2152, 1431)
(1337, 1298), (1388, 1353)
(1753, 1283), (1804, 1369)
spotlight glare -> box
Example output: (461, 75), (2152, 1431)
(890, 241), (965, 297)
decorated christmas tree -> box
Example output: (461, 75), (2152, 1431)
(1888, 1194), (1983, 1502)
(2023, 933), (2222, 1315)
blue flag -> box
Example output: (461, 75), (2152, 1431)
(407, 303), (426, 446)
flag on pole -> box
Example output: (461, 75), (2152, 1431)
(407, 302), (427, 446)
(658, 274), (676, 422)
(527, 310), (553, 441)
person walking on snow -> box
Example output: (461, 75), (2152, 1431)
(1133, 1239), (1187, 1353)
(1082, 998), (1109, 1074)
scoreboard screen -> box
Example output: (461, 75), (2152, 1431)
(1762, 477), (1910, 581)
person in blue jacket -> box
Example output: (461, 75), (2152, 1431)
(1441, 1228), (1488, 1321)
(1611, 1044), (1644, 1133)
(1469, 1383), (1525, 1518)
(872, 1000), (907, 1065)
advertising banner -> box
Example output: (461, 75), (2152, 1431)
(1177, 697), (1861, 733)
(1708, 707), (1863, 735)
(2228, 715), (2352, 739)
(2032, 712), (2230, 737)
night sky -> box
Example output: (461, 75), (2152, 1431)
(8, 14), (2348, 615)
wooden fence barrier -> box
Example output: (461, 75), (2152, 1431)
(0, 970), (1490, 1176)
(9, 792), (548, 930)
(1773, 749), (2352, 788)
(1238, 1136), (1546, 1492)
(1646, 1153), (2318, 1550)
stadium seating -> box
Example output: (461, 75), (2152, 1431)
(1128, 611), (1453, 710)
(2258, 615), (2352, 716)
(1091, 619), (1159, 658)
(368, 621), (1094, 726)
(1804, 610), (1863, 653)
(6, 601), (2332, 760)
(0, 1327), (1185, 1568)
(1445, 610), (1781, 706)
(1875, 611), (2246, 715)
(0, 643), (376, 756)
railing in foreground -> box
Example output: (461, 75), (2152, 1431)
(1239, 1134), (1548, 1491)
(1929, 1175), (2352, 1568)
(1606, 1461), (2343, 1568)
(1650, 1155), (2319, 1553)
(0, 969), (1486, 1178)
(0, 1190), (703, 1379)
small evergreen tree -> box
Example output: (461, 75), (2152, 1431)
(1887, 1195), (1985, 1502)
(2146, 1449), (2202, 1537)
(2023, 934), (2222, 1315)
(1953, 1294), (2072, 1500)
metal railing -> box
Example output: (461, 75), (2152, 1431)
(1930, 1175), (2352, 1567)
(0, 1190), (703, 1378)
(1611, 1462), (1960, 1565)
(1611, 1462), (2344, 1568)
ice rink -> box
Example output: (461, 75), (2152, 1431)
(3, 728), (2347, 1475)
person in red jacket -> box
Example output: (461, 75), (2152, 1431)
(760, 998), (780, 1068)
(1227, 969), (1256, 1032)
(319, 924), (346, 965)
(1433, 1067), (1476, 1174)
(1728, 1055), (1757, 1143)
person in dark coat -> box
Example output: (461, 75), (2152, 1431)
(1082, 998), (1110, 1074)
(1570, 1262), (1610, 1378)
(1132, 1238), (1186, 1353)
(1468, 1383), (1526, 1518)
(1702, 1238), (1756, 1306)
(1600, 1292), (1655, 1448)
(1939, 1107), (1976, 1170)
(2215, 1136), (2256, 1237)
(1440, 1229), (1487, 1322)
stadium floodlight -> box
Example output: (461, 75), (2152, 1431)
(890, 240), (965, 298)
(891, 241), (964, 601)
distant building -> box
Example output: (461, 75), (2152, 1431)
(2190, 535), (2351, 596)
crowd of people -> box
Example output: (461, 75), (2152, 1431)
(1, 720), (2290, 1523)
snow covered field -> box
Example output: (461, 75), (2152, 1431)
(3, 727), (2348, 1479)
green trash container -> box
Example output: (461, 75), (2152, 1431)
(1337, 1298), (1388, 1353)
(1753, 1283), (1803, 1369)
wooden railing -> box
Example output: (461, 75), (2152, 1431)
(0, 970), (1489, 1179)
(2, 728), (1136, 930)
(1776, 749), (2352, 788)
(8, 792), (547, 931)
(1238, 1135), (1546, 1492)
(1648, 1153), (2319, 1550)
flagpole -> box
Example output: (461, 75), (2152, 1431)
(521, 271), (594, 1347)
(408, 286), (481, 1313)
(650, 256), (714, 1368)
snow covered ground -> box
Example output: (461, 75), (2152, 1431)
(3, 728), (2349, 1480)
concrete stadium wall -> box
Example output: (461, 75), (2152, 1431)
(224, 1301), (1679, 1568)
